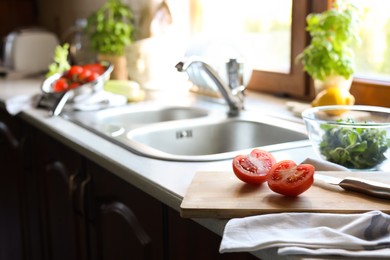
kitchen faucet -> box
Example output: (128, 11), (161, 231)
(175, 57), (245, 116)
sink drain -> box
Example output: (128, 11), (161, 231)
(176, 129), (193, 139)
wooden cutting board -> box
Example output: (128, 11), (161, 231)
(180, 171), (390, 218)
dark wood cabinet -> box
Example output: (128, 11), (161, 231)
(167, 208), (257, 260)
(26, 126), (164, 260)
(29, 127), (87, 260)
(0, 109), (259, 260)
(0, 110), (24, 260)
(85, 162), (164, 260)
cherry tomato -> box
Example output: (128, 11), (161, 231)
(69, 82), (81, 89)
(232, 149), (276, 185)
(66, 65), (84, 79)
(77, 69), (92, 83)
(86, 71), (100, 82)
(267, 160), (315, 197)
(82, 63), (105, 75)
(53, 78), (68, 92)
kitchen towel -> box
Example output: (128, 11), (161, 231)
(4, 93), (42, 115)
(301, 157), (350, 171)
(220, 210), (390, 258)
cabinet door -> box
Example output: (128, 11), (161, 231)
(85, 161), (164, 260)
(30, 128), (88, 260)
(167, 208), (258, 260)
(0, 111), (24, 260)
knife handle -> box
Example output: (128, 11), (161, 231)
(339, 177), (390, 200)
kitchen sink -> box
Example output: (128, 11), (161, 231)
(62, 104), (210, 136)
(117, 116), (310, 161)
(63, 103), (311, 161)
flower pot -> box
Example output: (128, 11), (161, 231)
(311, 75), (355, 108)
(313, 75), (352, 95)
(98, 54), (128, 80)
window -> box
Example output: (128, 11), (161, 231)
(192, 0), (292, 74)
(168, 0), (390, 106)
(170, 0), (312, 97)
(352, 0), (390, 81)
(341, 0), (390, 107)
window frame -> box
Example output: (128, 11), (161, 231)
(246, 0), (312, 99)
(246, 0), (390, 107)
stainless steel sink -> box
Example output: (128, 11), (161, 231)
(118, 116), (310, 161)
(62, 105), (210, 136)
(63, 103), (310, 162)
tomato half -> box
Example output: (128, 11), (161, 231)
(232, 149), (276, 185)
(267, 160), (315, 197)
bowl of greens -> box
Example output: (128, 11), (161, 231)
(302, 105), (390, 170)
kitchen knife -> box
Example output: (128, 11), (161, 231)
(314, 174), (390, 200)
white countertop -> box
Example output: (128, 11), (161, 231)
(0, 76), (316, 260)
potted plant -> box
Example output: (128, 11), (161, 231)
(86, 0), (135, 80)
(297, 1), (360, 97)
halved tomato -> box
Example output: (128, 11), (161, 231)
(232, 149), (276, 185)
(267, 160), (315, 197)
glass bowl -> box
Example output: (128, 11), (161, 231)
(302, 105), (390, 170)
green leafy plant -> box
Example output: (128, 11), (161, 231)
(46, 43), (71, 77)
(319, 118), (390, 169)
(86, 0), (134, 56)
(296, 1), (360, 81)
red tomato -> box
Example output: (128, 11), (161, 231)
(53, 78), (68, 92)
(77, 69), (92, 83)
(82, 63), (105, 75)
(267, 160), (315, 197)
(86, 71), (100, 82)
(67, 65), (84, 79)
(69, 82), (81, 89)
(232, 149), (276, 185)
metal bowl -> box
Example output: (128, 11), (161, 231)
(41, 61), (113, 95)
(41, 61), (113, 116)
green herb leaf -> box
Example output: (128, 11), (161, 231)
(319, 119), (390, 169)
(86, 0), (134, 56)
(46, 43), (71, 78)
(296, 1), (360, 80)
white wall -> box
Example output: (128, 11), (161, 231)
(36, 0), (162, 40)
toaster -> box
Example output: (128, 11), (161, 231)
(3, 28), (59, 73)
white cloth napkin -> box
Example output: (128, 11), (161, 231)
(301, 157), (350, 171)
(4, 93), (42, 115)
(220, 210), (390, 258)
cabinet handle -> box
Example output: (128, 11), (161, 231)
(45, 160), (80, 203)
(45, 160), (69, 183)
(74, 173), (91, 216)
(101, 201), (152, 254)
(0, 121), (19, 149)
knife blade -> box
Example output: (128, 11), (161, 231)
(314, 174), (390, 200)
